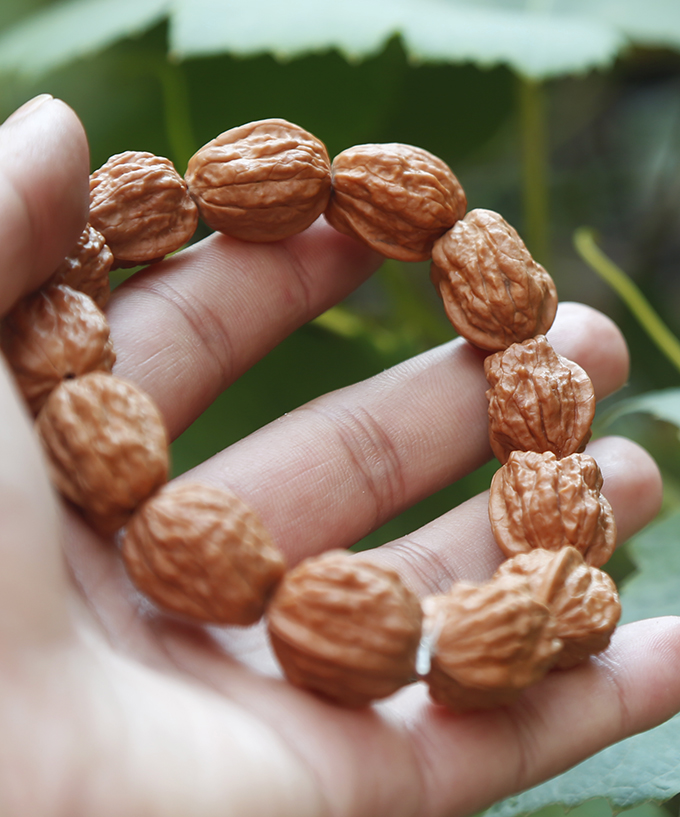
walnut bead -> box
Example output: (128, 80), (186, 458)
(494, 548), (621, 668)
(489, 450), (617, 567)
(36, 372), (169, 534)
(485, 335), (595, 464)
(122, 482), (286, 624)
(423, 577), (561, 712)
(325, 142), (467, 261)
(185, 119), (331, 242)
(430, 209), (557, 351)
(90, 151), (198, 267)
(267, 551), (423, 707)
(48, 223), (113, 308)
(1, 285), (115, 415)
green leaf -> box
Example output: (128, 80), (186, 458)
(564, 0), (680, 51)
(169, 0), (624, 79)
(8, 0), (680, 82)
(488, 712), (680, 817)
(487, 508), (680, 817)
(619, 507), (680, 625)
(600, 389), (680, 439)
(392, 2), (622, 80)
(0, 0), (627, 81)
(0, 0), (169, 77)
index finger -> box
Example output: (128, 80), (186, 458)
(107, 219), (383, 439)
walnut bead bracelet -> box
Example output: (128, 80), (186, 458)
(0, 117), (620, 712)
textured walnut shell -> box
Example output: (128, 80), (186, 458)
(36, 372), (169, 534)
(485, 335), (595, 463)
(122, 481), (286, 624)
(430, 209), (557, 351)
(1, 285), (115, 415)
(47, 223), (113, 308)
(267, 550), (423, 707)
(489, 450), (617, 567)
(423, 577), (561, 712)
(185, 119), (331, 242)
(494, 548), (621, 668)
(90, 151), (198, 267)
(325, 143), (466, 262)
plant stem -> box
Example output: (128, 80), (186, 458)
(574, 226), (680, 376)
(518, 76), (550, 267)
(115, 53), (197, 172)
(152, 59), (196, 173)
(378, 261), (453, 348)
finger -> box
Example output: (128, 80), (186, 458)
(405, 616), (680, 817)
(106, 219), (383, 438)
(0, 96), (88, 642)
(0, 355), (72, 644)
(0, 96), (89, 314)
(188, 302), (629, 565)
(157, 611), (680, 817)
(366, 434), (662, 596)
(541, 301), (630, 401)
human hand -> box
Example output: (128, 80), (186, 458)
(2, 95), (680, 817)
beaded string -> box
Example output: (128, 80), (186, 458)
(0, 118), (621, 711)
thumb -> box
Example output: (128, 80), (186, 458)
(0, 95), (89, 315)
(0, 96), (89, 644)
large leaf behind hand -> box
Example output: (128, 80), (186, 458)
(0, 0), (643, 80)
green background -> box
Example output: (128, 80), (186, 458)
(3, 2), (680, 814)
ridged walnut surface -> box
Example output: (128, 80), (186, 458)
(122, 481), (286, 624)
(90, 151), (198, 267)
(485, 335), (595, 464)
(185, 119), (331, 242)
(48, 223), (113, 308)
(1, 285), (115, 415)
(423, 577), (561, 712)
(267, 550), (423, 708)
(489, 450), (617, 567)
(325, 143), (467, 262)
(430, 209), (558, 351)
(36, 372), (169, 534)
(494, 548), (621, 669)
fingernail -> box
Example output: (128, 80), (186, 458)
(4, 94), (53, 126)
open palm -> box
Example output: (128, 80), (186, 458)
(2, 95), (680, 817)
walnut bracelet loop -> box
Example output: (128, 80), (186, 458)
(0, 116), (621, 712)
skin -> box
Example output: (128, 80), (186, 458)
(1, 95), (680, 817)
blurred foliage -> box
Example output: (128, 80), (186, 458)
(3, 1), (680, 814)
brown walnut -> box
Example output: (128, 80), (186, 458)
(489, 450), (617, 567)
(494, 548), (621, 668)
(267, 550), (423, 707)
(485, 335), (595, 463)
(36, 372), (169, 534)
(423, 576), (561, 712)
(122, 481), (286, 624)
(430, 209), (558, 351)
(185, 119), (331, 242)
(90, 151), (198, 267)
(47, 223), (113, 308)
(1, 285), (115, 415)
(325, 142), (467, 262)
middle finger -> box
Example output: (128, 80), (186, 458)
(185, 301), (630, 565)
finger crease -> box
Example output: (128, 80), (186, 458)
(500, 694), (547, 795)
(300, 403), (407, 531)
(277, 240), (315, 320)
(592, 651), (633, 736)
(129, 278), (235, 389)
(381, 536), (461, 596)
